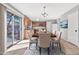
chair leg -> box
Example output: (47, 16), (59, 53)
(29, 43), (31, 49)
(36, 39), (38, 49)
(52, 42), (54, 49)
(36, 42), (37, 49)
(29, 42), (32, 49)
(39, 47), (41, 55)
(59, 43), (61, 52)
(48, 48), (50, 55)
(50, 42), (52, 49)
(57, 43), (58, 47)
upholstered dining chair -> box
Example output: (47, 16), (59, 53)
(51, 31), (62, 51)
(29, 30), (38, 49)
(38, 33), (51, 55)
(52, 30), (56, 35)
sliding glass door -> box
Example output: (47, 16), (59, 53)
(7, 12), (13, 47)
(7, 11), (22, 48)
(14, 15), (21, 43)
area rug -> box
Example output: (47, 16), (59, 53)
(24, 43), (64, 55)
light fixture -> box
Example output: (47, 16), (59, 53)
(41, 6), (48, 18)
(36, 6), (48, 21)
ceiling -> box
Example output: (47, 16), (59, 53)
(9, 3), (78, 21)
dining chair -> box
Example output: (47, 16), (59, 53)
(29, 30), (38, 49)
(38, 33), (51, 55)
(52, 30), (56, 35)
(51, 31), (62, 51)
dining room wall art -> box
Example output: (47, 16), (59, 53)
(59, 20), (68, 28)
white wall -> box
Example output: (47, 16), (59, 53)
(60, 29), (68, 40)
(60, 5), (79, 47)
(52, 24), (58, 33)
(59, 17), (68, 41)
(68, 10), (79, 46)
(46, 20), (58, 32)
(0, 4), (6, 54)
(46, 21), (52, 32)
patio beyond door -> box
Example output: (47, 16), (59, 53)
(14, 15), (21, 43)
(7, 11), (22, 48)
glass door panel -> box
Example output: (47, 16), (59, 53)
(7, 12), (13, 48)
(7, 11), (22, 48)
(14, 16), (21, 43)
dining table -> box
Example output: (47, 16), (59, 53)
(32, 32), (56, 37)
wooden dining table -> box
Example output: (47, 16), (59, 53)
(32, 32), (57, 38)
